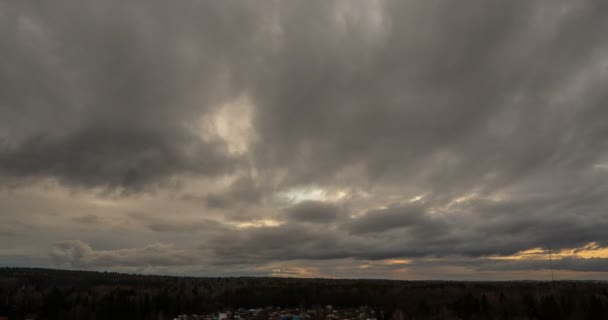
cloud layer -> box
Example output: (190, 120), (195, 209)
(1, 0), (608, 279)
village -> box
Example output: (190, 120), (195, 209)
(172, 305), (378, 320)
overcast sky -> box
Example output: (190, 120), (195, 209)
(2, 0), (608, 280)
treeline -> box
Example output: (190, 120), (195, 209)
(1, 268), (607, 319)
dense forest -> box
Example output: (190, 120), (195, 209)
(1, 268), (607, 319)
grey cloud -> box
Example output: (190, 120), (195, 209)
(127, 212), (226, 233)
(209, 224), (354, 265)
(3, 0), (607, 194)
(285, 200), (341, 224)
(476, 257), (608, 273)
(50, 240), (199, 268)
(202, 176), (264, 210)
(0, 1), (262, 192)
(248, 0), (608, 196)
(0, 128), (236, 192)
(204, 191), (608, 264)
(348, 204), (440, 235)
(147, 220), (222, 233)
(72, 214), (102, 224)
(3, 0), (608, 277)
(0, 224), (18, 237)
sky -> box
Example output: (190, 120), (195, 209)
(1, 0), (608, 280)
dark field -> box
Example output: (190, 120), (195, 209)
(1, 268), (607, 319)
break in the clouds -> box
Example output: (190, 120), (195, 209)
(2, 0), (608, 279)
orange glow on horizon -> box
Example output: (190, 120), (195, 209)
(489, 242), (608, 260)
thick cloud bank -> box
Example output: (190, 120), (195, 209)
(1, 0), (608, 279)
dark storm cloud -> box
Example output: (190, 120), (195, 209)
(285, 200), (341, 224)
(0, 1), (265, 191)
(209, 224), (354, 264)
(127, 212), (226, 233)
(236, 0), (608, 265)
(146, 219), (223, 233)
(3, 0), (608, 192)
(72, 214), (102, 224)
(0, 224), (18, 237)
(3, 0), (608, 274)
(248, 0), (608, 193)
(0, 128), (235, 191)
(348, 203), (440, 235)
(201, 176), (264, 210)
(51, 240), (199, 268)
(203, 191), (608, 264)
